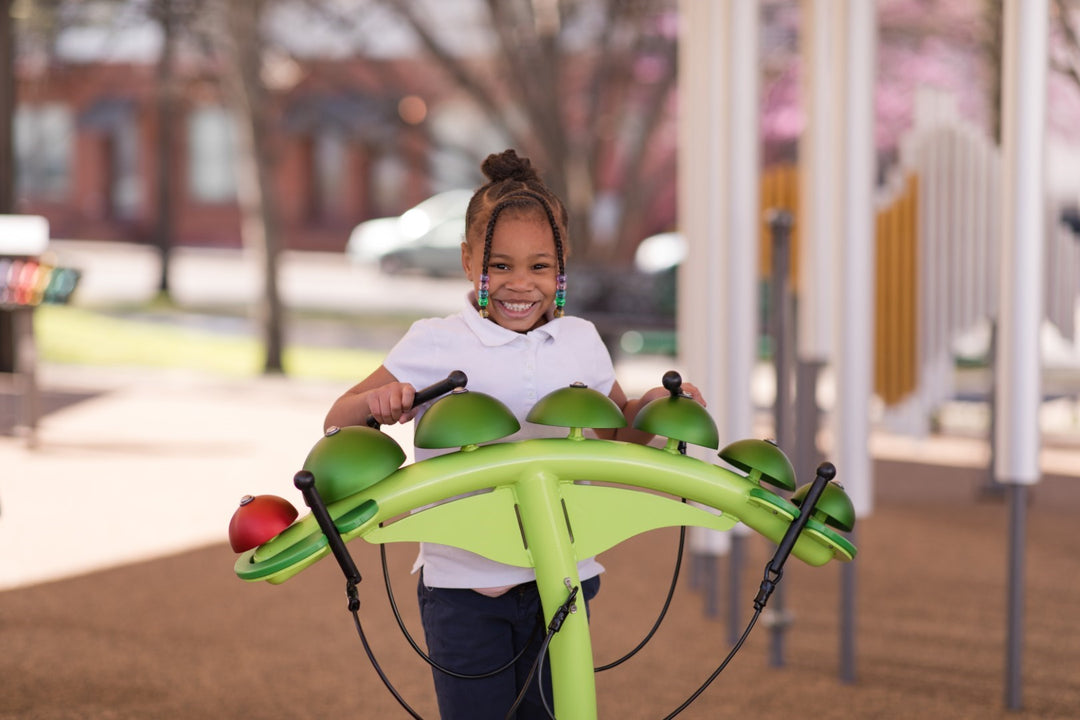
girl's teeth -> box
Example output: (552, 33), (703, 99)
(502, 302), (533, 312)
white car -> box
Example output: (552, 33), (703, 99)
(379, 216), (467, 277)
(346, 189), (473, 264)
(633, 231), (686, 273)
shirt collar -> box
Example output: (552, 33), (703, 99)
(461, 292), (563, 346)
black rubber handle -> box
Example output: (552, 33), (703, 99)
(294, 470), (362, 585)
(662, 370), (683, 397)
(755, 462), (837, 610)
(365, 370), (468, 429)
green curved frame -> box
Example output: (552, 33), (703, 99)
(235, 436), (856, 720)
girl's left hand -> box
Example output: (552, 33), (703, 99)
(679, 382), (706, 406)
(639, 382), (706, 407)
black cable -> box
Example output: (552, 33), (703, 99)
(350, 604), (425, 720)
(506, 629), (556, 720)
(660, 608), (762, 719)
(596, 446), (689, 673)
(341, 546), (542, 720)
(354, 532), (762, 720)
(538, 634), (557, 720)
(505, 585), (578, 720)
(342, 432), (789, 720)
(379, 543), (535, 679)
(356, 548), (762, 720)
(595, 523), (686, 672)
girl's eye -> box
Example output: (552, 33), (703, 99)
(491, 263), (510, 271)
(532, 263), (550, 271)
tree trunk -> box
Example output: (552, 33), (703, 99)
(217, 0), (285, 374)
(982, 0), (1004, 144)
(1, 0), (18, 373)
(0, 0), (15, 214)
(153, 0), (178, 296)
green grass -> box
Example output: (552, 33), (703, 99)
(34, 305), (383, 382)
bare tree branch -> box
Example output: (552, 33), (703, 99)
(375, 0), (522, 147)
(361, 0), (678, 261)
(1053, 0), (1080, 87)
(210, 0), (286, 373)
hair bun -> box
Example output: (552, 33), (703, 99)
(482, 149), (540, 184)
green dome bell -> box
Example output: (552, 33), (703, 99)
(414, 388), (520, 449)
(792, 480), (856, 532)
(527, 382), (626, 433)
(631, 371), (719, 449)
(302, 425), (407, 504)
(718, 438), (797, 491)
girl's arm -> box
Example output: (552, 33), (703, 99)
(324, 365), (420, 430)
(599, 380), (705, 444)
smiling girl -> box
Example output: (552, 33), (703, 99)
(324, 149), (701, 719)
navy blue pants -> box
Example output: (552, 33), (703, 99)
(417, 574), (600, 720)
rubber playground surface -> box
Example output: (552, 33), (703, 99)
(1, 372), (1079, 719)
(5, 472), (1079, 719)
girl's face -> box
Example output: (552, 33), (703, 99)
(461, 212), (560, 332)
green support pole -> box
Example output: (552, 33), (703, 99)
(514, 468), (596, 719)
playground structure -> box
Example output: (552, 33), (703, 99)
(230, 372), (856, 719)
(692, 74), (1079, 697)
(0, 214), (81, 447)
(754, 87), (1080, 433)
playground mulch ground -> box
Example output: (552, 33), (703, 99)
(2, 459), (1078, 720)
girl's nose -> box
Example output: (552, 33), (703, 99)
(506, 267), (534, 289)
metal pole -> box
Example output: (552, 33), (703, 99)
(1005, 484), (1027, 709)
(767, 209), (795, 666)
(833, 1), (878, 685)
(727, 534), (743, 643)
(676, 0), (760, 632)
(13, 306), (37, 447)
(980, 320), (1004, 498)
(702, 553), (718, 618)
(794, 360), (823, 476)
(689, 548), (702, 590)
(840, 529), (858, 683)
(997, 1), (1048, 709)
(689, 547), (724, 622)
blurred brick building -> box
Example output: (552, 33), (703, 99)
(13, 56), (458, 251)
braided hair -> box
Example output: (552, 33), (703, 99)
(465, 150), (569, 318)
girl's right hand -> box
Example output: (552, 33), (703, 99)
(365, 382), (418, 426)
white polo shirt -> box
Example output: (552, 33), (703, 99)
(383, 295), (614, 589)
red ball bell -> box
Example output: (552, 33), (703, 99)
(228, 494), (299, 552)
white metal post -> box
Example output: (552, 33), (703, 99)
(677, 0), (761, 627)
(834, 0), (878, 684)
(998, 0), (1048, 710)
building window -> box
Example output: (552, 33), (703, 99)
(110, 115), (141, 220)
(372, 153), (407, 214)
(314, 128), (347, 220)
(76, 97), (141, 220)
(187, 106), (236, 202)
(14, 104), (73, 201)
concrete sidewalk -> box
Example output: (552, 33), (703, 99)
(0, 366), (353, 590)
